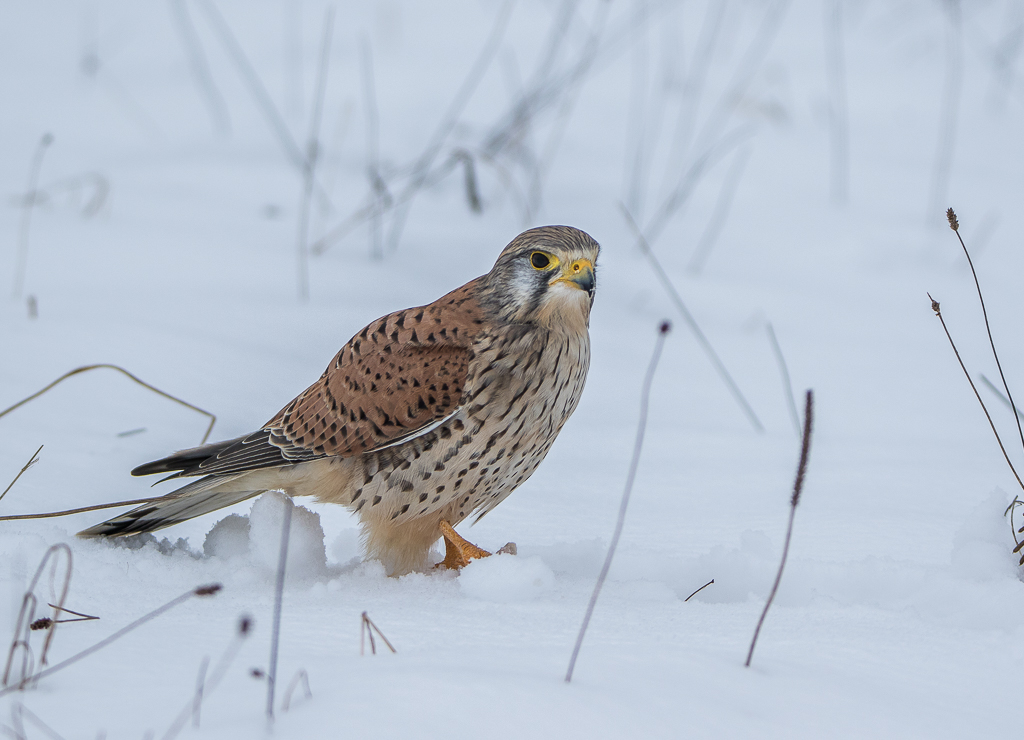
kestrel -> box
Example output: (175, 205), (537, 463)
(80, 226), (599, 575)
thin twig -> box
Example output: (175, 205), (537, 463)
(1006, 496), (1022, 548)
(620, 204), (764, 433)
(947, 209), (1024, 457)
(3, 544), (72, 687)
(11, 705), (66, 740)
(684, 579), (714, 602)
(766, 322), (801, 437)
(0, 585), (221, 699)
(0, 446), (43, 506)
(0, 364), (216, 444)
(12, 133), (54, 300)
(360, 612), (396, 656)
(745, 389), (814, 668)
(281, 669), (312, 711)
(686, 143), (752, 274)
(360, 35), (384, 260)
(161, 615), (251, 740)
(385, 0), (516, 253)
(824, 0), (849, 204)
(0, 496), (168, 523)
(266, 501), (293, 720)
(566, 321), (671, 683)
(195, 0), (332, 211)
(980, 374), (1024, 421)
(296, 6), (335, 301)
(169, 0), (230, 136)
(928, 293), (1024, 498)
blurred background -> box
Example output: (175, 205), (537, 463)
(2, 1), (1024, 735)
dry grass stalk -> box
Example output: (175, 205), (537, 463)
(295, 6), (335, 301)
(266, 502), (293, 721)
(620, 204), (764, 433)
(745, 389), (814, 668)
(0, 364), (216, 444)
(0, 496), (169, 524)
(12, 133), (53, 300)
(281, 669), (312, 711)
(684, 579), (715, 602)
(3, 544), (72, 688)
(0, 445), (43, 506)
(945, 208), (1024, 454)
(766, 322), (801, 438)
(360, 612), (396, 656)
(566, 321), (671, 684)
(0, 584), (221, 700)
(30, 603), (99, 631)
(161, 615), (252, 740)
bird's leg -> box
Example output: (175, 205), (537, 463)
(438, 519), (491, 569)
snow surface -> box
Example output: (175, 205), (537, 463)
(3, 0), (1024, 737)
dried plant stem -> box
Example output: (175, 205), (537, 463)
(684, 579), (714, 602)
(385, 0), (515, 253)
(169, 0), (230, 136)
(12, 133), (54, 300)
(947, 209), (1024, 456)
(766, 322), (801, 437)
(196, 0), (332, 211)
(687, 144), (751, 275)
(928, 294), (1024, 495)
(0, 446), (42, 506)
(620, 204), (764, 433)
(0, 584), (221, 699)
(980, 374), (1024, 421)
(0, 496), (167, 523)
(161, 615), (251, 740)
(360, 36), (384, 260)
(566, 321), (671, 683)
(0, 364), (216, 444)
(3, 544), (72, 686)
(296, 6), (335, 301)
(824, 0), (849, 204)
(266, 501), (293, 720)
(745, 390), (814, 668)
(360, 612), (396, 656)
(281, 670), (312, 711)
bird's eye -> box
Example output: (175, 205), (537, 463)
(530, 252), (552, 270)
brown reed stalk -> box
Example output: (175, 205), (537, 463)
(0, 364), (216, 444)
(745, 389), (814, 668)
(946, 209), (1024, 456)
(360, 612), (396, 656)
(0, 584), (222, 699)
(0, 446), (42, 506)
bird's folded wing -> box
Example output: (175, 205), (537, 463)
(134, 293), (483, 480)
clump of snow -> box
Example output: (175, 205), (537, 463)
(458, 554), (555, 602)
(203, 492), (328, 582)
(203, 513), (250, 559)
(951, 488), (1018, 582)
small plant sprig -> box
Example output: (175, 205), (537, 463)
(745, 389), (814, 668)
(360, 612), (397, 656)
(929, 208), (1024, 561)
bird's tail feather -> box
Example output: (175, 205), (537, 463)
(77, 474), (264, 537)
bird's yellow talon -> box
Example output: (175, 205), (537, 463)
(437, 519), (491, 570)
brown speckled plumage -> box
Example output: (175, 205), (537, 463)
(80, 226), (599, 574)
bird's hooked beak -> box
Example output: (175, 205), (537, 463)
(551, 258), (595, 298)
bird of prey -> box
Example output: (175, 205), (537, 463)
(80, 226), (599, 575)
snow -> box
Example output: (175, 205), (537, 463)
(2, 0), (1024, 737)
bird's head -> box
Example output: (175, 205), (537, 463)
(481, 226), (600, 332)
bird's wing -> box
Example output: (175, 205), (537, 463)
(133, 282), (486, 480)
